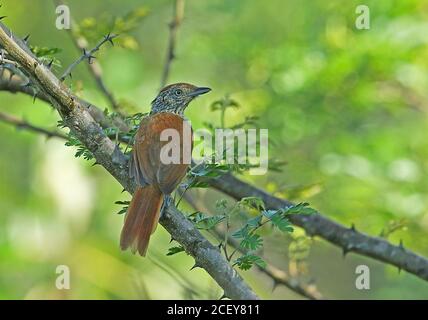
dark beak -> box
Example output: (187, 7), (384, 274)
(189, 87), (211, 97)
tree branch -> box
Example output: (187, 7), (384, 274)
(208, 173), (428, 282)
(55, 0), (121, 112)
(0, 21), (258, 300)
(160, 0), (185, 87)
(0, 69), (129, 132)
(0, 111), (67, 139)
(181, 189), (324, 300)
(59, 33), (117, 81)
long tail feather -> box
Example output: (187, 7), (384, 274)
(120, 185), (163, 256)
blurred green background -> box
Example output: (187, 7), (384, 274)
(1, 0), (428, 299)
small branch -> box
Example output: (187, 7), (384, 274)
(60, 33), (117, 81)
(0, 111), (67, 139)
(0, 67), (129, 132)
(0, 50), (18, 66)
(56, 0), (121, 112)
(160, 0), (185, 87)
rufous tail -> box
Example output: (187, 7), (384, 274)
(120, 185), (163, 256)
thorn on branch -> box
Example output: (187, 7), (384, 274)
(350, 223), (356, 232)
(342, 244), (354, 258)
(272, 279), (280, 292)
(104, 32), (118, 46)
(0, 16), (7, 21)
(190, 262), (202, 271)
(219, 292), (229, 300)
(60, 33), (118, 81)
(399, 239), (405, 250)
(23, 34), (30, 43)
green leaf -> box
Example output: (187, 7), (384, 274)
(271, 214), (294, 233)
(234, 254), (266, 270)
(196, 215), (225, 230)
(284, 203), (317, 215)
(115, 200), (130, 215)
(238, 197), (265, 211)
(247, 215), (262, 228)
(215, 199), (228, 211)
(188, 212), (225, 230)
(167, 246), (185, 256)
(240, 234), (263, 250)
(232, 225), (251, 239)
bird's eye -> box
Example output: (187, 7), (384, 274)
(174, 89), (183, 96)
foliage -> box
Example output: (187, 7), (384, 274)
(1, 0), (428, 300)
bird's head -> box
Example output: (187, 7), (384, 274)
(151, 83), (211, 115)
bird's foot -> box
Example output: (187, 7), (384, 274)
(160, 195), (174, 218)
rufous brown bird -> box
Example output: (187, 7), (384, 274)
(120, 83), (211, 256)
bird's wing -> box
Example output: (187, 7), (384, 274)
(131, 113), (192, 194)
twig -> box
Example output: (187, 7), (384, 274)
(0, 70), (129, 132)
(181, 189), (323, 300)
(60, 33), (117, 81)
(0, 111), (67, 139)
(55, 0), (121, 112)
(160, 0), (185, 87)
(0, 49), (18, 66)
(0, 21), (258, 300)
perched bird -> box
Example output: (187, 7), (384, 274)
(120, 83), (211, 256)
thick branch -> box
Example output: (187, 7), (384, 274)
(208, 174), (428, 282)
(0, 21), (258, 300)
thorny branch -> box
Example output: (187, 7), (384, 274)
(0, 21), (258, 300)
(55, 0), (121, 112)
(60, 33), (117, 81)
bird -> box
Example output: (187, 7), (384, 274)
(120, 83), (211, 256)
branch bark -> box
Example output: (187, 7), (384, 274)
(208, 174), (428, 282)
(0, 21), (259, 300)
